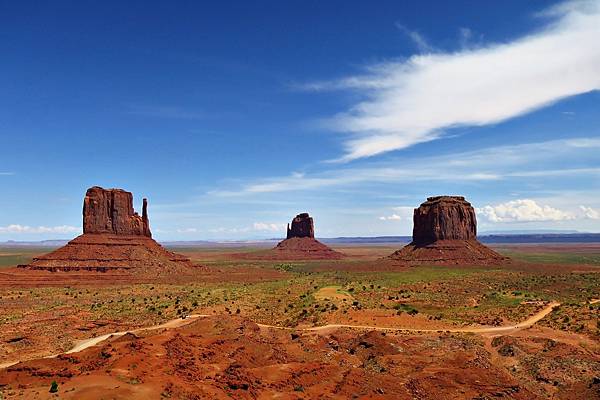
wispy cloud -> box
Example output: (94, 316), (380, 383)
(395, 23), (434, 53)
(0, 225), (80, 234)
(580, 205), (600, 219)
(252, 222), (286, 232)
(304, 0), (600, 161)
(209, 137), (600, 196)
(378, 213), (402, 221)
(173, 222), (285, 235)
(0, 172), (14, 176)
(176, 227), (199, 233)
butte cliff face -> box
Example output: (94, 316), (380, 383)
(83, 187), (151, 237)
(390, 196), (507, 265)
(412, 196), (477, 245)
(270, 213), (343, 260)
(286, 213), (315, 239)
(20, 186), (193, 273)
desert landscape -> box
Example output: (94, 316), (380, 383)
(0, 188), (597, 399)
(2, 1), (600, 398)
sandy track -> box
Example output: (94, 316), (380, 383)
(1, 303), (559, 370)
(0, 314), (210, 370)
(258, 301), (560, 334)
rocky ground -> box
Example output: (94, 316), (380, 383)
(0, 244), (598, 399)
(1, 315), (598, 399)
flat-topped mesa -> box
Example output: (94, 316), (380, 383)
(412, 196), (476, 246)
(286, 213), (315, 239)
(19, 186), (196, 274)
(83, 186), (151, 237)
(389, 195), (507, 265)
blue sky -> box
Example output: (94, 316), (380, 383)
(1, 0), (599, 240)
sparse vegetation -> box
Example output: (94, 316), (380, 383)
(0, 244), (598, 390)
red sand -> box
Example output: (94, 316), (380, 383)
(389, 239), (508, 265)
(234, 237), (345, 260)
(0, 315), (540, 399)
(20, 233), (194, 274)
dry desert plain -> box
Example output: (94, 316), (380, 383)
(0, 243), (599, 399)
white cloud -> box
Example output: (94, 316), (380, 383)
(0, 224), (80, 234)
(209, 137), (600, 196)
(379, 214), (402, 221)
(252, 222), (285, 231)
(306, 0), (600, 161)
(176, 228), (199, 233)
(205, 222), (285, 235)
(477, 199), (574, 222)
(580, 205), (600, 219)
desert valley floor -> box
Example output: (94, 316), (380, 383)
(0, 243), (598, 399)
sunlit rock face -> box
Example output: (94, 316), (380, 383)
(20, 186), (193, 273)
(412, 196), (476, 245)
(83, 186), (151, 237)
(389, 195), (507, 265)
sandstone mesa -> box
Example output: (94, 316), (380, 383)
(20, 186), (193, 274)
(390, 196), (507, 265)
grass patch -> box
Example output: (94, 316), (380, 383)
(498, 250), (600, 266)
(393, 303), (419, 315)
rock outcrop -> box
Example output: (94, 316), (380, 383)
(389, 196), (507, 265)
(286, 213), (315, 239)
(239, 213), (343, 260)
(83, 187), (151, 237)
(412, 196), (476, 245)
(20, 187), (194, 274)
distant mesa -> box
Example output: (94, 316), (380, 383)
(389, 196), (507, 265)
(20, 186), (194, 273)
(272, 213), (343, 260)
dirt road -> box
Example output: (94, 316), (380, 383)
(0, 314), (210, 370)
(258, 301), (560, 334)
(1, 303), (559, 370)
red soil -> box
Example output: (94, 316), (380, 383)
(19, 233), (195, 275)
(234, 237), (345, 260)
(0, 315), (537, 399)
(0, 265), (288, 288)
(389, 239), (508, 265)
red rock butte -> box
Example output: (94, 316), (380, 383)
(83, 186), (152, 237)
(273, 213), (343, 260)
(286, 212), (315, 239)
(389, 196), (507, 265)
(20, 186), (193, 273)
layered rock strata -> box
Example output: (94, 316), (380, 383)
(20, 187), (192, 273)
(389, 196), (507, 265)
(286, 213), (315, 239)
(273, 213), (343, 260)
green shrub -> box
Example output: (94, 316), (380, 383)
(394, 303), (419, 315)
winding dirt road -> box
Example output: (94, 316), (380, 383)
(1, 302), (560, 370)
(0, 314), (210, 370)
(258, 301), (560, 334)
